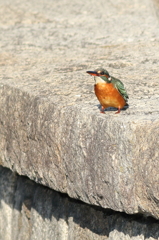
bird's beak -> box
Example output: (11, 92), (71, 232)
(86, 71), (99, 76)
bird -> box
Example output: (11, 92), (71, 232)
(86, 68), (129, 114)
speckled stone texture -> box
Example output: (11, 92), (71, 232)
(1, 166), (159, 240)
(0, 0), (159, 227)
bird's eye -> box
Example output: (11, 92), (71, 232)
(100, 71), (104, 75)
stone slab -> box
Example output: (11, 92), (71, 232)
(1, 166), (159, 240)
(0, 0), (159, 219)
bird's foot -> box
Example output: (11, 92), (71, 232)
(115, 108), (121, 114)
(100, 106), (105, 114)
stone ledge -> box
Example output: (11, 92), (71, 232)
(1, 166), (159, 240)
(0, 83), (159, 219)
(0, 0), (159, 220)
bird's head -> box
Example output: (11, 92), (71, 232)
(86, 68), (112, 82)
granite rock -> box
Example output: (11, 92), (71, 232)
(0, 0), (159, 220)
(1, 166), (159, 240)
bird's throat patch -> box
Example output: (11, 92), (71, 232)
(94, 76), (106, 84)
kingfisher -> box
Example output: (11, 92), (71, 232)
(86, 68), (129, 114)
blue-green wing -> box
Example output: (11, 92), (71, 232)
(112, 78), (129, 102)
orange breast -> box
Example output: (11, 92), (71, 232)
(94, 83), (126, 109)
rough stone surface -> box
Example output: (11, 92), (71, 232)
(1, 166), (159, 240)
(0, 0), (159, 221)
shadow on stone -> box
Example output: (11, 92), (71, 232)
(97, 104), (129, 113)
(0, 166), (159, 239)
